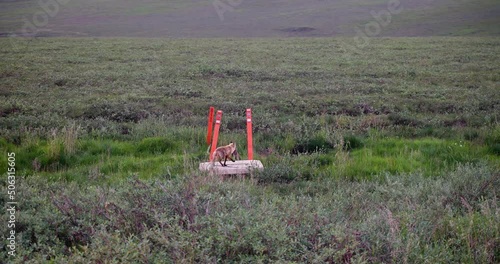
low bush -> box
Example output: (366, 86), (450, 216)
(255, 162), (302, 184)
(343, 135), (364, 151)
(292, 135), (335, 154)
(485, 126), (500, 155)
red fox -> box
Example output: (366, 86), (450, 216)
(212, 142), (237, 167)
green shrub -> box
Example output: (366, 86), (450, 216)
(292, 134), (335, 154)
(343, 135), (364, 151)
(485, 127), (500, 155)
(136, 137), (177, 154)
(489, 143), (500, 155)
(255, 163), (302, 184)
(463, 129), (479, 141)
(388, 113), (422, 127)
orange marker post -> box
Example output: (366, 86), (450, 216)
(206, 107), (214, 145)
(246, 109), (253, 160)
(209, 110), (223, 161)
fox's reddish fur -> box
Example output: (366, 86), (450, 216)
(212, 142), (237, 166)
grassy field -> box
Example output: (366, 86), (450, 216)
(1, 0), (499, 37)
(0, 37), (499, 262)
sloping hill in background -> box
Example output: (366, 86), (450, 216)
(1, 0), (499, 37)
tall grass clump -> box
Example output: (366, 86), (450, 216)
(61, 123), (80, 156)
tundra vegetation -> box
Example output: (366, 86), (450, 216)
(0, 37), (499, 262)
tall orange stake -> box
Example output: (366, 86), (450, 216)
(206, 107), (214, 145)
(246, 109), (253, 160)
(209, 110), (223, 161)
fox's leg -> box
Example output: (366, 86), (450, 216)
(223, 156), (228, 166)
(232, 150), (240, 160)
(219, 159), (224, 166)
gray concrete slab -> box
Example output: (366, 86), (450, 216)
(199, 160), (264, 175)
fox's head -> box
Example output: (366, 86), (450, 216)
(229, 141), (236, 150)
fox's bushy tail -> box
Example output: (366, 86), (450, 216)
(210, 148), (218, 165)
